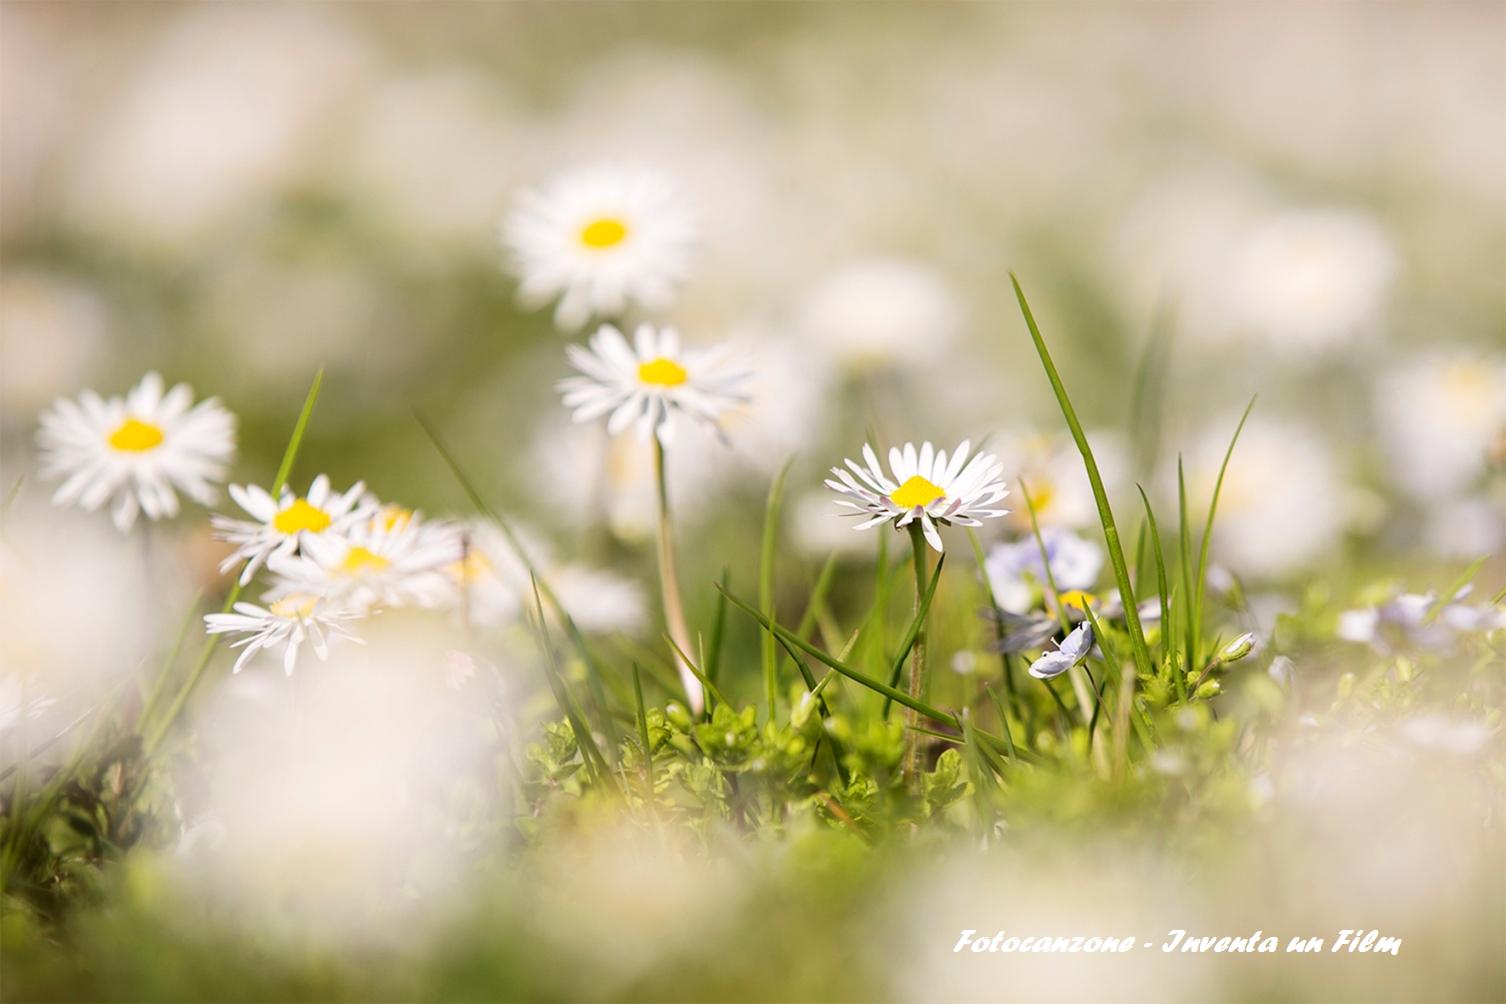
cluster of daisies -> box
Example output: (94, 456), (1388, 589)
(32, 372), (636, 677)
(31, 163), (1032, 690)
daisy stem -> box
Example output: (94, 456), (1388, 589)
(903, 522), (930, 784)
(653, 439), (702, 715)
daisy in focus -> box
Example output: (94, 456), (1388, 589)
(267, 518), (462, 615)
(827, 440), (1009, 552)
(37, 372), (236, 531)
(558, 323), (749, 444)
(212, 475), (372, 584)
(502, 165), (696, 331)
(204, 595), (361, 676)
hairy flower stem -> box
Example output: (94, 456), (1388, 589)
(653, 439), (703, 714)
(903, 522), (930, 784)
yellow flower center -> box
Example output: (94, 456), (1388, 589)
(579, 217), (629, 249)
(449, 551), (493, 584)
(1058, 590), (1097, 612)
(107, 417), (164, 452)
(272, 498), (332, 535)
(338, 545), (390, 576)
(1023, 479), (1055, 516)
(269, 595), (319, 619)
(374, 505), (413, 533)
(638, 357), (688, 387)
(890, 475), (945, 510)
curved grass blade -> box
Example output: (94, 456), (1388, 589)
(1193, 398), (1255, 657)
(761, 458), (795, 719)
(145, 367), (323, 754)
(1011, 275), (1154, 682)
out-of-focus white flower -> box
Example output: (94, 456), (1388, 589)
(175, 630), (497, 945)
(1224, 208), (1398, 353)
(204, 595), (361, 676)
(1187, 416), (1345, 578)
(985, 528), (1103, 614)
(0, 271), (107, 417)
(1424, 495), (1506, 561)
(268, 519), (461, 615)
(558, 323), (749, 444)
(38, 372), (236, 531)
(552, 565), (648, 635)
(828, 440), (1009, 553)
(1400, 713), (1494, 755)
(64, 5), (371, 248)
(989, 429), (1128, 533)
(1339, 584), (1505, 654)
(795, 258), (964, 372)
(503, 164), (696, 331)
(1375, 350), (1506, 501)
(449, 520), (645, 636)
(212, 475), (372, 584)
(1028, 623), (1094, 679)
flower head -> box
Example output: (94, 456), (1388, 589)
(37, 372), (236, 531)
(827, 440), (1009, 552)
(204, 595), (361, 676)
(1028, 622), (1094, 679)
(212, 475), (373, 584)
(985, 528), (1103, 614)
(502, 165), (696, 331)
(267, 517), (462, 615)
(558, 323), (749, 444)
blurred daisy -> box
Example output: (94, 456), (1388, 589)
(797, 258), (963, 372)
(990, 428), (1128, 533)
(503, 164), (696, 331)
(1375, 350), (1506, 501)
(204, 595), (361, 676)
(268, 519), (461, 615)
(213, 475), (372, 584)
(985, 528), (1103, 614)
(558, 323), (749, 444)
(38, 371), (236, 531)
(827, 440), (1009, 552)
(1186, 416), (1345, 579)
(1225, 208), (1397, 353)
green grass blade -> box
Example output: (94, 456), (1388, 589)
(1177, 456), (1195, 696)
(527, 578), (611, 787)
(760, 458), (795, 720)
(1193, 398), (1255, 657)
(1135, 485), (1171, 665)
(144, 367), (324, 754)
(632, 664), (653, 791)
(706, 567), (730, 687)
(1426, 555), (1488, 624)
(1011, 274), (1154, 682)
(662, 632), (730, 710)
(417, 411), (622, 736)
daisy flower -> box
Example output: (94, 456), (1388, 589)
(502, 164), (696, 331)
(212, 475), (372, 584)
(204, 595), (361, 676)
(827, 440), (1009, 552)
(558, 323), (749, 444)
(37, 372), (236, 531)
(267, 518), (462, 615)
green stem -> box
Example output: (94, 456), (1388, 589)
(652, 439), (701, 714)
(903, 523), (929, 784)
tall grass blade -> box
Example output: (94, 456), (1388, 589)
(1010, 274), (1154, 681)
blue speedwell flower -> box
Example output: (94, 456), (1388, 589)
(1028, 622), (1095, 679)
